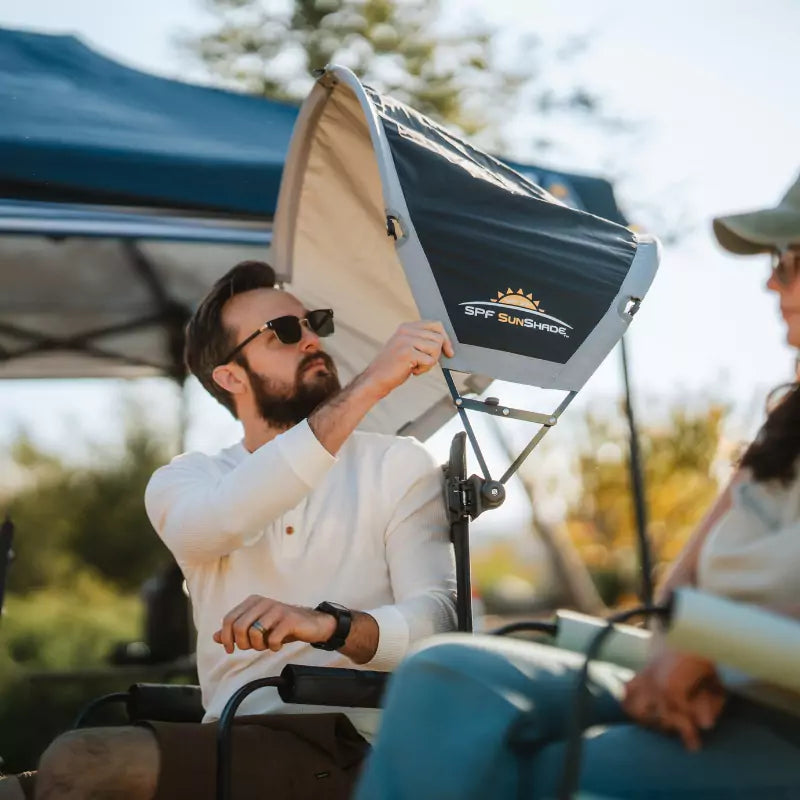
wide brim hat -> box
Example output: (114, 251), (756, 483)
(713, 172), (800, 255)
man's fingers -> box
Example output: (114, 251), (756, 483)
(249, 606), (284, 651)
(221, 596), (272, 653)
(267, 618), (296, 652)
(220, 597), (257, 653)
(410, 348), (437, 376)
(399, 322), (454, 359)
(232, 601), (273, 651)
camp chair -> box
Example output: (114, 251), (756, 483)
(75, 64), (660, 798)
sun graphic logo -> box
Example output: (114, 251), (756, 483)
(459, 287), (572, 338)
(492, 288), (544, 312)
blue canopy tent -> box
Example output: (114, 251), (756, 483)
(0, 27), (296, 215)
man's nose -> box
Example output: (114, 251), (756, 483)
(298, 321), (321, 352)
(766, 269), (782, 293)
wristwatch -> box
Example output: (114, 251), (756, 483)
(311, 601), (353, 651)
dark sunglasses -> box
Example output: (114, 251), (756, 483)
(220, 309), (334, 365)
(771, 246), (800, 287)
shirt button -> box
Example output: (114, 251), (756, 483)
(285, 526), (295, 535)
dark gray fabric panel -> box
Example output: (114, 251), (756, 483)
(367, 88), (637, 364)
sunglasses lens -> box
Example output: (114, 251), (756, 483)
(270, 316), (303, 344)
(307, 309), (335, 337)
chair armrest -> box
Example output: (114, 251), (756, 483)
(126, 683), (204, 723)
(554, 610), (651, 671)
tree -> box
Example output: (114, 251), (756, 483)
(2, 419), (172, 594)
(488, 417), (607, 615)
(563, 401), (729, 604)
(185, 0), (607, 145)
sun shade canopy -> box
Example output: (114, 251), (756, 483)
(0, 33), (657, 438)
(273, 66), (659, 434)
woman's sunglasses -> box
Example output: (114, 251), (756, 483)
(220, 309), (334, 365)
(771, 246), (800, 287)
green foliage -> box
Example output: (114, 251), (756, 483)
(565, 401), (729, 604)
(2, 422), (172, 594)
(187, 0), (528, 135)
(0, 416), (175, 771)
(1, 574), (142, 670)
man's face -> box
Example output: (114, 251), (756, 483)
(222, 288), (340, 425)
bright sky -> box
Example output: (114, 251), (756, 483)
(1, 0), (799, 534)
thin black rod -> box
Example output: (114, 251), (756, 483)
(217, 677), (285, 800)
(442, 369), (491, 480)
(620, 337), (653, 606)
(451, 518), (473, 632)
(499, 391), (577, 484)
(0, 515), (12, 620)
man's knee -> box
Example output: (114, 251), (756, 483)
(37, 727), (159, 800)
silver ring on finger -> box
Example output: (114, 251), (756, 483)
(251, 620), (267, 635)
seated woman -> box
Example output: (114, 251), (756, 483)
(355, 175), (800, 800)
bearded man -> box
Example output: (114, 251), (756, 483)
(16, 260), (456, 800)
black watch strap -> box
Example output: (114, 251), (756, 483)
(311, 601), (352, 651)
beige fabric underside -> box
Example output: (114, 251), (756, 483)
(276, 80), (484, 435)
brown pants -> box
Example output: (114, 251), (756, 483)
(142, 713), (370, 800)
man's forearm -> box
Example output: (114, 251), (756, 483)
(339, 611), (380, 665)
(308, 372), (384, 456)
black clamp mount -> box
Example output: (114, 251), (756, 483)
(441, 368), (576, 632)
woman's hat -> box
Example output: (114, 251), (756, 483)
(713, 172), (800, 254)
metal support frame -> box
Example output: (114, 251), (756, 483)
(0, 240), (191, 381)
(443, 368), (577, 488)
(442, 369), (578, 633)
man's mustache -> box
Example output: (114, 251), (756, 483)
(297, 351), (336, 377)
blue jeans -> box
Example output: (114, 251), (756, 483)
(355, 634), (800, 799)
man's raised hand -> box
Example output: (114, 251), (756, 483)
(364, 321), (455, 398)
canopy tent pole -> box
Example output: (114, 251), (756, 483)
(620, 336), (653, 605)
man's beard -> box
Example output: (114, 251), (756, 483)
(243, 352), (341, 428)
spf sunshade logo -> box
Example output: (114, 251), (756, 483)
(460, 288), (572, 338)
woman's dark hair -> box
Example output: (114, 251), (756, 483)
(184, 260), (276, 417)
(740, 382), (800, 484)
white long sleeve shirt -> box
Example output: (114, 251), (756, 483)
(144, 420), (456, 737)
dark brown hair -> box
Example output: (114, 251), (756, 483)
(184, 260), (277, 416)
(740, 382), (800, 484)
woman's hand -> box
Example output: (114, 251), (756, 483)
(213, 594), (337, 654)
(623, 638), (727, 750)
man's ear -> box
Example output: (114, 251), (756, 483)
(211, 363), (247, 397)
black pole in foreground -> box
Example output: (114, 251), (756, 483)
(0, 515), (13, 618)
(620, 336), (654, 606)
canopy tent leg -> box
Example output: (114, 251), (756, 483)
(620, 336), (653, 606)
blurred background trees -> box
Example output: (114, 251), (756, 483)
(468, 399), (732, 614)
(185, 0), (610, 149)
(563, 401), (730, 605)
